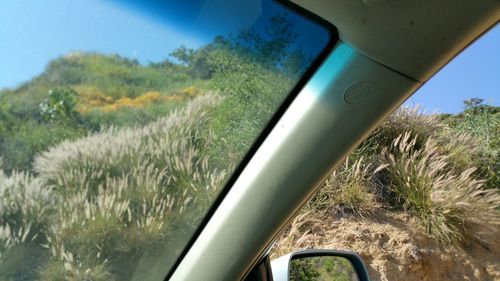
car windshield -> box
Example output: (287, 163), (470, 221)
(0, 0), (332, 280)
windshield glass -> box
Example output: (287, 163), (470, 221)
(0, 0), (333, 279)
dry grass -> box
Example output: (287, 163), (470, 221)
(276, 106), (499, 257)
(382, 106), (443, 139)
(271, 212), (321, 259)
(0, 169), (56, 280)
(34, 94), (228, 279)
(34, 93), (224, 195)
(381, 132), (500, 245)
(360, 106), (443, 156)
(1, 94), (229, 280)
(0, 170), (54, 245)
(306, 157), (383, 218)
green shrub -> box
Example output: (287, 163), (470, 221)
(443, 99), (499, 189)
(290, 258), (321, 281)
(83, 100), (184, 129)
(38, 89), (79, 124)
(0, 169), (55, 281)
(0, 121), (87, 172)
(306, 157), (383, 218)
(381, 132), (500, 245)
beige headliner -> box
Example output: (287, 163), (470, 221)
(293, 0), (500, 82)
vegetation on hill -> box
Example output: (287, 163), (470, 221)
(0, 13), (309, 174)
(0, 15), (314, 280)
(274, 100), (500, 280)
(300, 103), (499, 246)
(0, 53), (196, 172)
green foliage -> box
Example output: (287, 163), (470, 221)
(170, 46), (194, 66)
(0, 14), (315, 280)
(290, 256), (356, 281)
(441, 98), (499, 189)
(233, 15), (299, 68)
(83, 100), (184, 128)
(0, 14), (309, 175)
(38, 88), (79, 124)
(0, 55), (200, 172)
(41, 53), (191, 98)
(0, 120), (87, 172)
(198, 44), (295, 168)
(0, 86), (91, 172)
(454, 98), (499, 144)
(290, 258), (321, 281)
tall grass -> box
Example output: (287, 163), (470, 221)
(35, 93), (223, 195)
(306, 157), (383, 218)
(280, 105), (499, 255)
(359, 106), (443, 157)
(381, 132), (500, 245)
(1, 94), (229, 280)
(37, 94), (228, 280)
(0, 170), (54, 242)
(0, 169), (55, 281)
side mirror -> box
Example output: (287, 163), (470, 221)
(271, 250), (370, 281)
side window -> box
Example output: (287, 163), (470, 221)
(0, 1), (333, 280)
(272, 26), (499, 280)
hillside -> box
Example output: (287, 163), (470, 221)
(0, 15), (308, 174)
(273, 210), (500, 280)
(0, 52), (207, 173)
(0, 20), (306, 279)
(0, 56), (293, 170)
(272, 105), (500, 281)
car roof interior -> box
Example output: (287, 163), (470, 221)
(168, 1), (499, 280)
(295, 0), (499, 81)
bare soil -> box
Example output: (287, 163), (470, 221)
(272, 210), (500, 281)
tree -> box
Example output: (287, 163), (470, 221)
(283, 49), (311, 77)
(170, 45), (194, 66)
(232, 15), (299, 68)
(463, 97), (498, 115)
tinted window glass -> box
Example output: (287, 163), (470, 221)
(0, 0), (333, 280)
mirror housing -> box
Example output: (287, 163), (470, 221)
(271, 249), (370, 281)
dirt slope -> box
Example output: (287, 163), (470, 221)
(272, 210), (500, 281)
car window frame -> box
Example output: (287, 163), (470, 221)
(163, 1), (339, 279)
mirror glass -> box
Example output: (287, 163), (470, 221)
(290, 256), (359, 281)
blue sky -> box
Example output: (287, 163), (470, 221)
(0, 0), (498, 113)
(0, 0), (328, 90)
(405, 25), (499, 113)
(0, 0), (206, 89)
